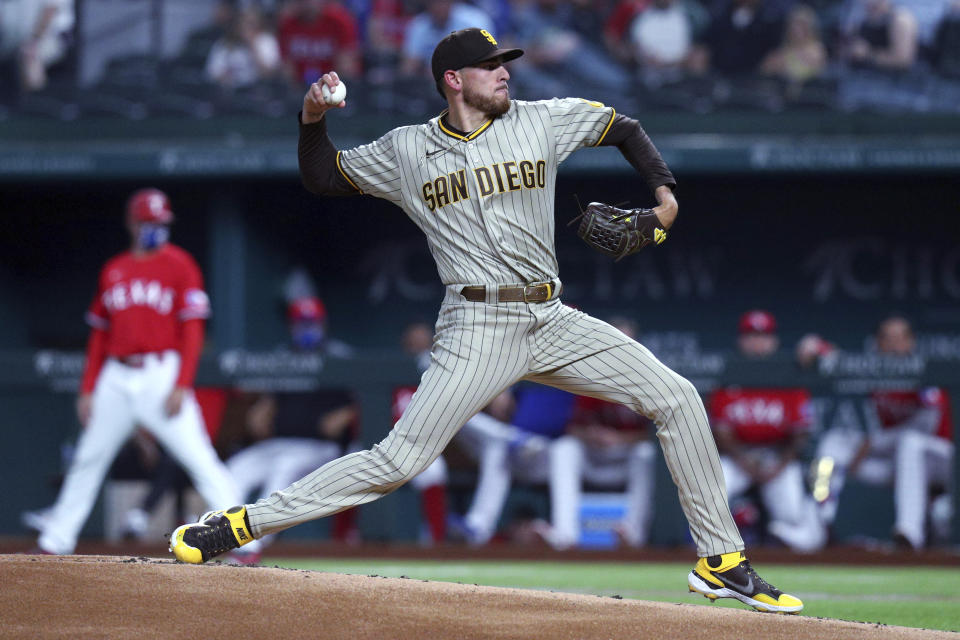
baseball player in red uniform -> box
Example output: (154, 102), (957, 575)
(36, 188), (260, 560)
(813, 315), (954, 549)
(710, 311), (825, 552)
(170, 28), (802, 614)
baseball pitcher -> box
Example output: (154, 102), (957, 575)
(170, 28), (802, 614)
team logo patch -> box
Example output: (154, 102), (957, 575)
(654, 228), (667, 244)
(185, 288), (210, 311)
(480, 29), (497, 45)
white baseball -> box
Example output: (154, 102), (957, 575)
(321, 81), (347, 105)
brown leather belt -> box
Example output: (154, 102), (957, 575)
(460, 281), (558, 303)
(117, 354), (148, 368)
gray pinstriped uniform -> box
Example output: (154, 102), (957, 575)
(246, 98), (744, 557)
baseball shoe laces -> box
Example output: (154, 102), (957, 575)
(169, 505), (255, 564)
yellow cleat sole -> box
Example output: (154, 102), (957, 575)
(169, 524), (205, 564)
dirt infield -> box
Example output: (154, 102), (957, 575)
(2, 554), (955, 640)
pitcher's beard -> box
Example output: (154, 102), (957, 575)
(463, 85), (510, 118)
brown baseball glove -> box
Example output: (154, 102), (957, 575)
(571, 201), (668, 261)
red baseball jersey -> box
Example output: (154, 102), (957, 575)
(872, 387), (953, 441)
(278, 5), (359, 85)
(85, 244), (210, 357)
(569, 395), (651, 434)
(709, 388), (812, 445)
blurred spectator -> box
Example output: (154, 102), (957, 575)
(205, 7), (282, 89)
(569, 0), (614, 42)
(278, 0), (361, 88)
(605, 0), (651, 64)
(399, 0), (495, 77)
(545, 317), (658, 549)
(795, 332), (837, 369)
(710, 310), (826, 552)
(474, 0), (513, 35)
(760, 4), (828, 88)
(181, 0), (238, 63)
(932, 0), (960, 77)
(507, 0), (629, 98)
(355, 0), (411, 83)
(628, 0), (710, 84)
(812, 315), (954, 549)
(737, 308), (779, 357)
(0, 0), (74, 93)
(691, 0), (787, 77)
(401, 320), (434, 372)
(841, 0), (919, 70)
(287, 295), (354, 358)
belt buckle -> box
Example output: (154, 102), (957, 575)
(523, 282), (552, 303)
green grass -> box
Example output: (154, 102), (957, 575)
(260, 558), (960, 632)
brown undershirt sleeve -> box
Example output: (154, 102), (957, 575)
(599, 113), (677, 194)
(298, 113), (360, 196)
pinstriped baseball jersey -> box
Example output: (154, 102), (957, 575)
(245, 92), (745, 560)
(337, 98), (615, 285)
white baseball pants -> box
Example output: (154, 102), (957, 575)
(39, 352), (246, 554)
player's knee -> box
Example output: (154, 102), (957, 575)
(659, 377), (699, 419)
(677, 376), (699, 401)
(410, 456), (448, 489)
(388, 460), (422, 485)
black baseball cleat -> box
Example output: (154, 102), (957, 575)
(169, 505), (255, 564)
(687, 551), (803, 614)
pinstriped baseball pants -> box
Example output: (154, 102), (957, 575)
(246, 286), (744, 557)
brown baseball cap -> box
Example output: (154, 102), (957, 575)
(431, 28), (523, 90)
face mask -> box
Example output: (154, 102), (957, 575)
(137, 224), (169, 250)
(292, 323), (325, 351)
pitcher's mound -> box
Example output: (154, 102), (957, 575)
(1, 555), (951, 639)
